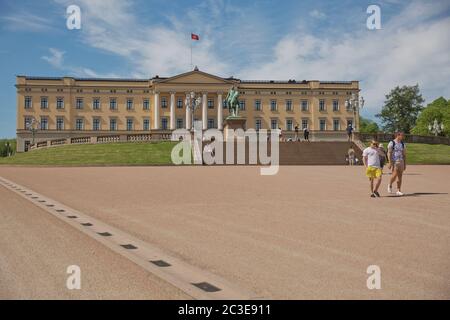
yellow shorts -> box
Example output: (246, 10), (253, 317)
(366, 166), (382, 179)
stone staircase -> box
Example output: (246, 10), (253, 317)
(278, 141), (363, 165)
(214, 141), (363, 165)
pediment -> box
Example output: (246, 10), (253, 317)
(155, 70), (234, 85)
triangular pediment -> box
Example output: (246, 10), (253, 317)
(155, 70), (234, 85)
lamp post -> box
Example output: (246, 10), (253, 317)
(428, 119), (444, 136)
(26, 117), (40, 145)
(345, 93), (364, 131)
(185, 91), (202, 131)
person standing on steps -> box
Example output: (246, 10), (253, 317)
(363, 140), (383, 198)
(348, 145), (356, 166)
(303, 126), (310, 142)
(387, 132), (407, 196)
(294, 124), (299, 141)
(346, 124), (354, 142)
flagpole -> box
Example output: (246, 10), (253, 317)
(190, 35), (193, 70)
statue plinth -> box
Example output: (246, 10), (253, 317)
(223, 117), (246, 141)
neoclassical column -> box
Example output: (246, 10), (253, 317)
(185, 93), (191, 130)
(154, 91), (160, 130)
(169, 92), (175, 130)
(217, 92), (223, 130)
(202, 92), (207, 130)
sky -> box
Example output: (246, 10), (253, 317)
(0, 0), (449, 138)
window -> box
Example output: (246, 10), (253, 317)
(161, 97), (167, 108)
(286, 100), (292, 111)
(126, 99), (133, 110)
(76, 98), (83, 109)
(24, 117), (32, 129)
(254, 100), (261, 111)
(301, 119), (308, 130)
(333, 100), (339, 111)
(319, 99), (326, 111)
(110, 98), (117, 110)
(75, 118), (84, 130)
(110, 118), (117, 131)
(301, 100), (308, 111)
(161, 118), (168, 130)
(126, 118), (134, 131)
(93, 98), (100, 110)
(56, 97), (64, 109)
(25, 96), (32, 109)
(271, 119), (278, 130)
(143, 119), (150, 131)
(40, 117), (48, 130)
(56, 117), (64, 130)
(143, 99), (150, 110)
(286, 119), (293, 131)
(270, 100), (277, 111)
(208, 99), (214, 109)
(319, 119), (326, 131)
(333, 119), (340, 131)
(93, 118), (101, 131)
(207, 118), (215, 129)
(176, 118), (183, 129)
(255, 119), (262, 131)
(177, 98), (183, 109)
(239, 100), (245, 111)
(40, 97), (48, 109)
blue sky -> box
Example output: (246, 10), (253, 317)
(0, 0), (449, 138)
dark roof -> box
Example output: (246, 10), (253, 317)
(22, 76), (149, 82)
(20, 76), (354, 85)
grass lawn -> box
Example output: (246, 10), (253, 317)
(0, 142), (178, 166)
(363, 142), (450, 164)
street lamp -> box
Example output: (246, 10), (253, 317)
(185, 91), (202, 131)
(345, 93), (364, 130)
(26, 117), (40, 145)
(428, 119), (444, 136)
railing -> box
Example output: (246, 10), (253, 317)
(50, 139), (67, 146)
(71, 137), (91, 144)
(355, 133), (450, 145)
(97, 135), (120, 143)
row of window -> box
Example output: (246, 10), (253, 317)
(25, 116), (353, 132)
(25, 96), (348, 112)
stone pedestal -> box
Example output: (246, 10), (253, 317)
(223, 117), (246, 142)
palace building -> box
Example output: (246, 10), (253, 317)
(15, 68), (360, 152)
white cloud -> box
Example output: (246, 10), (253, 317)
(41, 47), (119, 78)
(41, 48), (65, 68)
(240, 1), (450, 117)
(309, 9), (326, 19)
(1, 12), (54, 32)
(46, 0), (449, 118)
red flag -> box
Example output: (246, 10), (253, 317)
(191, 33), (199, 41)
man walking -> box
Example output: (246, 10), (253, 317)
(363, 140), (383, 198)
(387, 132), (406, 196)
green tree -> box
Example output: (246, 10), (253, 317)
(376, 84), (425, 133)
(359, 116), (380, 133)
(411, 97), (450, 137)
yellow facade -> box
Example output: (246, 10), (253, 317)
(15, 69), (360, 151)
